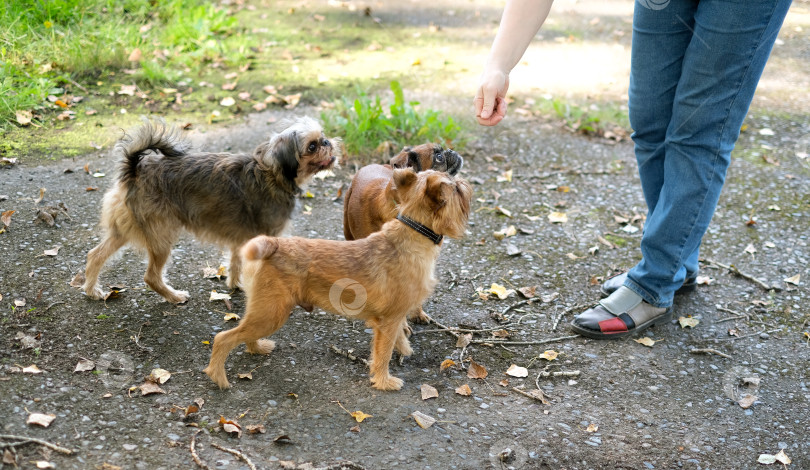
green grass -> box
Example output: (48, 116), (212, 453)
(321, 81), (464, 160)
(531, 96), (630, 138)
(0, 0), (241, 129)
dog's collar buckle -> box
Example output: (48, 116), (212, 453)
(396, 214), (443, 245)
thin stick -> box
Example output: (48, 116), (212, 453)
(502, 300), (532, 315)
(66, 76), (89, 93)
(470, 335), (579, 346)
(704, 258), (779, 291)
(715, 315), (748, 324)
(210, 442), (257, 470)
(551, 303), (589, 332)
(329, 345), (369, 366)
(0, 434), (74, 455)
(423, 313), (460, 339)
(511, 387), (551, 404)
(190, 430), (211, 470)
(714, 328), (783, 341)
(689, 348), (732, 359)
(412, 324), (515, 335)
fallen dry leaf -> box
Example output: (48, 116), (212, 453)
(16, 110), (33, 126)
(74, 359), (95, 372)
(738, 394), (757, 409)
(496, 206), (512, 217)
(35, 188), (46, 204)
(27, 412), (55, 427)
(14, 298), (26, 307)
(350, 410), (372, 423)
(148, 368), (171, 384)
(695, 275), (714, 285)
(238, 372), (253, 380)
(1, 210), (14, 227)
(634, 337), (658, 347)
(220, 416), (242, 437)
(210, 291), (232, 301)
(224, 313), (241, 322)
(505, 364), (528, 378)
(467, 359), (488, 379)
(139, 381), (166, 396)
(548, 212), (568, 224)
(678, 316), (700, 328)
(22, 364), (43, 374)
(35, 461), (55, 469)
(455, 384), (472, 396)
(456, 333), (472, 349)
(43, 246), (60, 257)
(496, 169), (513, 182)
(127, 48), (142, 62)
(440, 359), (456, 371)
(784, 274), (800, 285)
(220, 96), (236, 107)
(585, 423), (599, 433)
(412, 411), (436, 429)
(420, 384), (439, 400)
(493, 225), (517, 240)
(489, 283), (515, 300)
(757, 449), (791, 465)
(246, 424), (266, 434)
(539, 350), (559, 361)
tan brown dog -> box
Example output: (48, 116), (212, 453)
(343, 143), (463, 241)
(342, 144), (463, 324)
(204, 169), (472, 391)
(82, 117), (338, 304)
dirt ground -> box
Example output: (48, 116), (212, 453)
(2, 1), (809, 470)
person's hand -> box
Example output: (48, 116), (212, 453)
(474, 70), (509, 126)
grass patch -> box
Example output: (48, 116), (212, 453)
(321, 81), (464, 160)
(531, 96), (630, 139)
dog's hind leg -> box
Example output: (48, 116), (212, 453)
(204, 293), (293, 389)
(394, 319), (413, 357)
(144, 244), (189, 304)
(226, 245), (242, 290)
(367, 316), (405, 391)
(83, 232), (127, 300)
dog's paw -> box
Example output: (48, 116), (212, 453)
(408, 308), (430, 324)
(203, 366), (231, 389)
(165, 290), (190, 304)
(395, 342), (413, 357)
(246, 339), (275, 355)
(83, 285), (108, 301)
(370, 374), (403, 391)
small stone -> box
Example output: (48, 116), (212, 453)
(123, 444), (137, 451)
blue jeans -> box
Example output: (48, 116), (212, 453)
(624, 0), (792, 308)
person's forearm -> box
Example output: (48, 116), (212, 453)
(485, 0), (554, 73)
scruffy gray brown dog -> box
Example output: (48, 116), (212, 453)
(82, 117), (338, 303)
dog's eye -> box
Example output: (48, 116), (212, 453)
(307, 142), (318, 153)
(435, 152), (444, 162)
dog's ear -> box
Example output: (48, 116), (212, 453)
(265, 131), (300, 182)
(389, 147), (411, 169)
(425, 174), (450, 211)
(392, 168), (417, 192)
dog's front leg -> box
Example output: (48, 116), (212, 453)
(367, 316), (405, 391)
(83, 233), (127, 300)
(226, 245), (242, 290)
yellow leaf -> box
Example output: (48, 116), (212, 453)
(304, 190), (315, 198)
(455, 384), (472, 396)
(634, 337), (657, 347)
(411, 58), (422, 66)
(350, 411), (372, 423)
(201, 340), (210, 345)
(439, 359), (456, 371)
(223, 313), (241, 322)
(496, 206), (512, 217)
(678, 316), (699, 328)
(586, 423), (599, 432)
(539, 350), (558, 361)
(210, 291), (231, 301)
(238, 372), (253, 380)
(488, 283), (514, 300)
(548, 212), (568, 224)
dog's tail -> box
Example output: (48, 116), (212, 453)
(117, 119), (192, 184)
(243, 236), (280, 261)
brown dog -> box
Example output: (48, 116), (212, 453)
(204, 169), (472, 391)
(82, 117), (338, 303)
(342, 144), (463, 324)
(343, 143), (463, 241)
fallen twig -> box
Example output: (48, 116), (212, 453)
(412, 324), (515, 335)
(689, 348), (732, 359)
(190, 430), (211, 470)
(704, 258), (779, 292)
(715, 328), (783, 341)
(423, 313), (461, 340)
(210, 442), (257, 470)
(329, 345), (369, 366)
(551, 303), (589, 331)
(511, 387), (551, 404)
(470, 335), (579, 346)
(0, 435), (74, 455)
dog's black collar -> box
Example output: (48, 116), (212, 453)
(396, 214), (443, 245)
